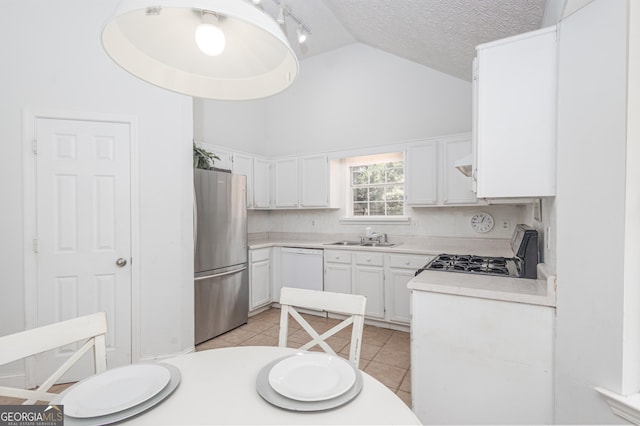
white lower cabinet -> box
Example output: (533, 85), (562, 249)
(249, 248), (271, 311)
(411, 290), (554, 425)
(354, 253), (385, 319)
(386, 254), (433, 323)
(324, 250), (353, 294)
(324, 250), (391, 321)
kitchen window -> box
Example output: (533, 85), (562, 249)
(345, 152), (404, 217)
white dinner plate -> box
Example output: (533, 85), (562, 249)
(61, 363), (171, 418)
(257, 356), (363, 411)
(268, 352), (356, 401)
(52, 363), (180, 426)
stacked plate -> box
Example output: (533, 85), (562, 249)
(256, 352), (363, 411)
(51, 363), (181, 426)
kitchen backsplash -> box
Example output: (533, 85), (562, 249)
(248, 204), (529, 239)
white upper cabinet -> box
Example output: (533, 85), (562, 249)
(253, 157), (271, 208)
(300, 154), (329, 207)
(442, 138), (476, 204)
(197, 143), (271, 209)
(274, 157), (299, 207)
(273, 154), (334, 209)
(474, 26), (557, 198)
(406, 135), (482, 206)
(405, 141), (438, 205)
(231, 152), (254, 208)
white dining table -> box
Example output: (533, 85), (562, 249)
(126, 346), (421, 425)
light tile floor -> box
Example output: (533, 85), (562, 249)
(197, 307), (413, 408)
(0, 307), (412, 409)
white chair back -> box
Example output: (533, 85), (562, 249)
(278, 287), (366, 368)
(0, 312), (108, 404)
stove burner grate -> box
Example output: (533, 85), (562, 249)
(419, 253), (516, 277)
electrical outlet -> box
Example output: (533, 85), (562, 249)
(502, 219), (510, 230)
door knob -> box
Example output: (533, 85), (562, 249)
(116, 258), (128, 267)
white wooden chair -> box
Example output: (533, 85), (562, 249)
(278, 287), (367, 368)
(0, 312), (108, 404)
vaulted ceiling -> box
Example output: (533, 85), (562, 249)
(259, 0), (549, 81)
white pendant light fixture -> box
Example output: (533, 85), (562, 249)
(102, 0), (299, 100)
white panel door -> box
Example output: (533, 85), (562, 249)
(35, 118), (132, 384)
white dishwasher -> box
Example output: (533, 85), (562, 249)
(281, 248), (324, 291)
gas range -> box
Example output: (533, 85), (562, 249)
(415, 224), (539, 279)
(419, 254), (519, 277)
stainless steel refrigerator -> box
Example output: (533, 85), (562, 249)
(194, 168), (248, 345)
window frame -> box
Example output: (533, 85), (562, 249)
(343, 152), (407, 221)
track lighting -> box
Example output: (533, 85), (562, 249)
(276, 5), (285, 24)
(297, 25), (307, 44)
(262, 0), (311, 49)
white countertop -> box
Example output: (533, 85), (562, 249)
(248, 233), (513, 257)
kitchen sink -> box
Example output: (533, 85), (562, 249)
(326, 241), (362, 246)
(325, 241), (399, 248)
(359, 242), (398, 247)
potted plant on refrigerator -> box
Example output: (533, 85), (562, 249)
(193, 141), (221, 170)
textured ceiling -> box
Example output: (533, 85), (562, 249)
(264, 0), (547, 81)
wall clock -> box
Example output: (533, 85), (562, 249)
(470, 212), (494, 233)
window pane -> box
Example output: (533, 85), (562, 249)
(386, 185), (404, 201)
(369, 165), (384, 184)
(369, 202), (385, 215)
(353, 188), (368, 202)
(351, 167), (368, 185)
(369, 187), (384, 201)
(387, 202), (404, 215)
(386, 167), (404, 183)
(353, 202), (368, 216)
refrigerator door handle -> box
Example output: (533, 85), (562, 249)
(195, 266), (248, 281)
(193, 184), (198, 253)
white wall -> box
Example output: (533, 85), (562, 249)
(265, 43), (472, 156)
(555, 0), (631, 423)
(0, 0), (194, 378)
(193, 97), (268, 156)
(195, 43), (472, 157)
